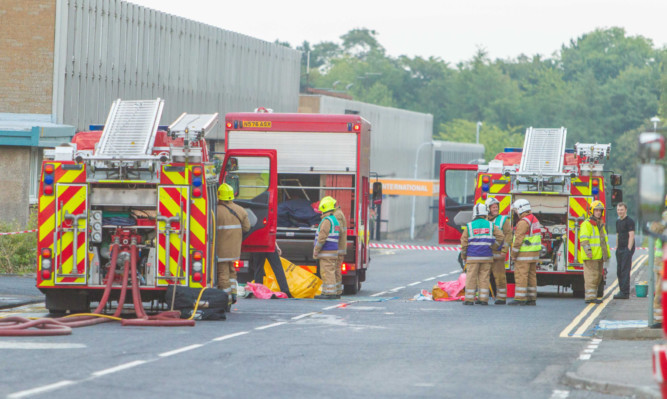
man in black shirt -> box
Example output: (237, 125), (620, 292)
(614, 202), (635, 299)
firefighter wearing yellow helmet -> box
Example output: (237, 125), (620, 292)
(215, 183), (250, 307)
(313, 196), (341, 299)
(578, 200), (610, 304)
(323, 195), (348, 296)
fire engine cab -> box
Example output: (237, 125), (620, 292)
(36, 99), (223, 313)
(439, 127), (623, 296)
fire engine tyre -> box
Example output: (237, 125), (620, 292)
(45, 290), (90, 315)
(343, 274), (361, 295)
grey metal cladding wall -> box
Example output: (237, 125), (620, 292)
(57, 0), (301, 134)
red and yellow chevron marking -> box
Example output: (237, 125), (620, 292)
(488, 175), (511, 194)
(157, 186), (189, 286)
(188, 166), (208, 288)
(161, 166), (187, 185)
(570, 177), (591, 196)
(37, 163), (87, 287)
(567, 196), (591, 268)
(54, 184), (88, 284)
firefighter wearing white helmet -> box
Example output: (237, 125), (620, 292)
(578, 200), (610, 304)
(460, 203), (504, 305)
(509, 198), (541, 306)
(215, 183), (250, 308)
(485, 197), (512, 305)
(313, 196), (342, 299)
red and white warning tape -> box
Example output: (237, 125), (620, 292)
(369, 243), (461, 251)
(0, 229), (37, 236)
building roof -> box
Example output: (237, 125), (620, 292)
(0, 113), (75, 147)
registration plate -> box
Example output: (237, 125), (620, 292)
(242, 121), (272, 128)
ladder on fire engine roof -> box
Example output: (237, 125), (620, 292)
(519, 127), (568, 174)
(168, 113), (219, 141)
(95, 98), (165, 158)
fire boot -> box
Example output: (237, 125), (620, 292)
(462, 301), (474, 306)
(495, 300), (506, 305)
(315, 294), (338, 300)
(507, 300), (527, 306)
(231, 293), (237, 304)
(526, 300), (536, 306)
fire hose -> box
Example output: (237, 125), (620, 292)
(0, 238), (197, 336)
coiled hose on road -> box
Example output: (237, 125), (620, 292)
(0, 240), (195, 336)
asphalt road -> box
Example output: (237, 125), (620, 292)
(0, 246), (636, 399)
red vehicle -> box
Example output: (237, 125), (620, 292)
(438, 127), (622, 296)
(218, 111), (376, 294)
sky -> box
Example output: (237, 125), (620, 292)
(127, 0), (667, 64)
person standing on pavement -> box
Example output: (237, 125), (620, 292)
(509, 199), (541, 306)
(460, 203), (504, 306)
(328, 196), (347, 297)
(653, 238), (664, 328)
(614, 202), (635, 299)
(313, 197), (341, 300)
(579, 200), (611, 304)
(486, 197), (512, 305)
(215, 183), (251, 307)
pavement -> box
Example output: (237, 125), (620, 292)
(0, 274), (43, 310)
(562, 259), (665, 398)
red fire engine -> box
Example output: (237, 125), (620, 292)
(439, 127), (622, 296)
(218, 110), (375, 294)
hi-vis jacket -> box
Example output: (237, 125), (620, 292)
(488, 214), (512, 259)
(314, 212), (340, 258)
(460, 217), (504, 263)
(512, 212), (541, 261)
(579, 218), (611, 261)
(333, 207), (347, 256)
(215, 201), (251, 262)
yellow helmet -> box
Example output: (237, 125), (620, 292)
(218, 183), (234, 201)
(590, 200), (604, 214)
(319, 196), (336, 213)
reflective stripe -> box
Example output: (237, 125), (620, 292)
(323, 284), (337, 288)
(469, 242), (493, 246)
(515, 287), (527, 292)
(317, 253), (338, 258)
(325, 238), (339, 243)
(527, 287), (537, 291)
(511, 248), (519, 253)
(467, 256), (494, 261)
(218, 224), (242, 230)
(515, 292), (526, 298)
(517, 256), (539, 260)
(497, 289), (506, 293)
(218, 257), (238, 262)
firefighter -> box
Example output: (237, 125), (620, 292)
(460, 203), (504, 305)
(215, 183), (251, 306)
(509, 199), (541, 306)
(578, 200), (610, 304)
(323, 196), (347, 297)
(314, 196), (341, 299)
(486, 197), (512, 305)
(653, 238), (664, 328)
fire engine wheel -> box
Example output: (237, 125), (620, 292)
(343, 274), (361, 295)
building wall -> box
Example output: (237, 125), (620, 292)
(299, 95), (434, 238)
(0, 147), (32, 225)
(0, 0), (55, 114)
(54, 0), (302, 137)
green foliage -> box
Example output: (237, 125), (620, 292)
(435, 119), (524, 161)
(0, 211), (37, 275)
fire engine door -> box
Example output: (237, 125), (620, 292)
(54, 184), (88, 285)
(157, 186), (190, 286)
(219, 149), (277, 253)
(439, 164), (478, 244)
(567, 196), (592, 269)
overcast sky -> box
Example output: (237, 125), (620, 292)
(127, 0), (667, 64)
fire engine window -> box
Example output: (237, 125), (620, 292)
(227, 156), (270, 202)
(445, 170), (477, 205)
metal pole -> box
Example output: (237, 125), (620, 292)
(476, 121), (482, 144)
(410, 142), (432, 240)
(649, 237), (656, 325)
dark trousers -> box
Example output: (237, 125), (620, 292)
(616, 247), (634, 296)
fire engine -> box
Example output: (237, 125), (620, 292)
(36, 99), (225, 314)
(438, 127), (623, 296)
(218, 110), (376, 294)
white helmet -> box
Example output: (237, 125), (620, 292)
(512, 199), (531, 214)
(472, 203), (488, 219)
(485, 197), (500, 209)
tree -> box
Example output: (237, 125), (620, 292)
(435, 119), (523, 160)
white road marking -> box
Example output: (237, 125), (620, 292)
(550, 389), (569, 399)
(370, 291), (388, 297)
(579, 354), (591, 360)
(292, 312), (318, 320)
(436, 273), (449, 277)
(92, 360), (147, 376)
(213, 331), (249, 341)
(255, 322), (287, 330)
(390, 286), (405, 292)
(158, 344), (203, 357)
(8, 380), (76, 399)
(322, 304), (343, 310)
(423, 277), (436, 281)
(0, 342), (86, 350)
(407, 281), (422, 286)
(582, 348), (595, 353)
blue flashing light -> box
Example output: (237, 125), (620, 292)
(482, 183), (490, 192)
(233, 120), (239, 129)
(592, 187), (599, 195)
(565, 149), (575, 153)
(44, 175), (54, 184)
(192, 177), (202, 187)
(504, 148), (523, 153)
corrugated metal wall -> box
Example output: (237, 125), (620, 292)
(308, 95), (434, 235)
(53, 0), (301, 138)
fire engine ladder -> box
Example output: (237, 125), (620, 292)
(168, 113), (219, 141)
(95, 98), (165, 159)
(519, 127), (567, 174)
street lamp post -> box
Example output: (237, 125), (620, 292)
(476, 121), (483, 144)
(651, 116), (661, 132)
(410, 141), (441, 240)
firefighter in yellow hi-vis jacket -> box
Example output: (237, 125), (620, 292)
(578, 200), (610, 304)
(509, 199), (541, 306)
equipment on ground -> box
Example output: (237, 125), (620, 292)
(439, 127), (623, 297)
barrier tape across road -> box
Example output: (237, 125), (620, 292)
(368, 242), (648, 251)
(0, 229), (37, 236)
